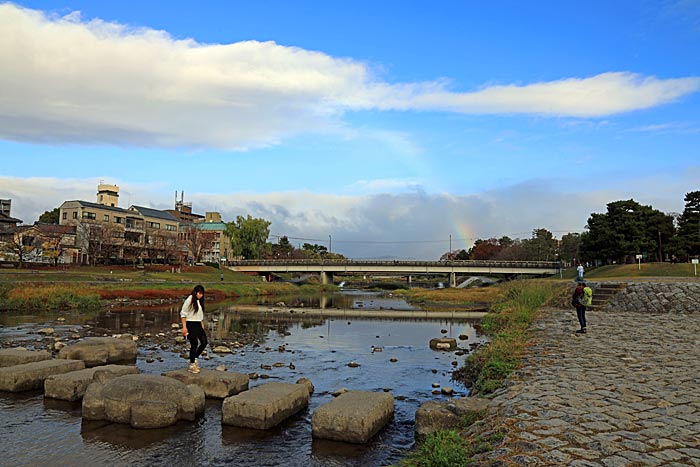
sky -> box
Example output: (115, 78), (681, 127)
(1, 0), (699, 259)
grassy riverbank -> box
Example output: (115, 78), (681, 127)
(399, 280), (563, 467)
(0, 264), (332, 311)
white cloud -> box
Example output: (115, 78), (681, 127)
(629, 121), (700, 134)
(3, 171), (695, 259)
(346, 178), (424, 194)
(1, 4), (699, 149)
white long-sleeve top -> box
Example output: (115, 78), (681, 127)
(180, 295), (204, 321)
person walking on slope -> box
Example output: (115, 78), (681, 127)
(576, 263), (584, 282)
(572, 282), (588, 334)
(181, 284), (208, 373)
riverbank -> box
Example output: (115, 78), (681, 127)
(438, 279), (700, 467)
(470, 306), (700, 466)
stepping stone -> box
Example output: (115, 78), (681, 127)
(0, 359), (85, 392)
(312, 390), (394, 443)
(58, 337), (137, 367)
(45, 364), (139, 401)
(82, 374), (205, 428)
(162, 368), (249, 399)
(0, 349), (51, 368)
(222, 381), (310, 430)
(429, 337), (457, 351)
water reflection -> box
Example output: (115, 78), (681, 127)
(0, 292), (486, 467)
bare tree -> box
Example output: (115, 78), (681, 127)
(1, 228), (36, 268)
(38, 224), (76, 266)
(182, 223), (215, 264)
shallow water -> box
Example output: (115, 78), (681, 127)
(0, 294), (485, 467)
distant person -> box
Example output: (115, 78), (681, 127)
(181, 284), (207, 373)
(576, 263), (584, 282)
(571, 282), (589, 334)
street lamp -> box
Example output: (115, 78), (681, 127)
(329, 234), (332, 254)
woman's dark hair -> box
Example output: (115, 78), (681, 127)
(190, 285), (205, 312)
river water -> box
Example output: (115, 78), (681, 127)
(0, 291), (486, 467)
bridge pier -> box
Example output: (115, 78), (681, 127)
(449, 272), (456, 288)
(320, 271), (334, 285)
(407, 275), (412, 288)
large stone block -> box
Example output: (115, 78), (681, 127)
(162, 368), (249, 399)
(0, 349), (51, 367)
(415, 397), (491, 441)
(45, 364), (139, 401)
(82, 374), (205, 428)
(0, 359), (85, 392)
(222, 381), (309, 430)
(312, 390), (394, 443)
(58, 337), (137, 367)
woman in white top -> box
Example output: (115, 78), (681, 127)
(181, 284), (207, 373)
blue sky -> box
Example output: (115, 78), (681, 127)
(1, 1), (699, 259)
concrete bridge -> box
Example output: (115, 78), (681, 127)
(226, 259), (560, 287)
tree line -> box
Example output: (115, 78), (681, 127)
(441, 191), (700, 265)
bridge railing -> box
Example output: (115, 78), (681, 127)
(227, 259), (560, 269)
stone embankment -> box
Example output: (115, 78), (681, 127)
(602, 281), (700, 313)
(474, 280), (700, 467)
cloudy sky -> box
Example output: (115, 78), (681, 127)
(1, 1), (699, 259)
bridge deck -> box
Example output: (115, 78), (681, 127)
(226, 259), (560, 275)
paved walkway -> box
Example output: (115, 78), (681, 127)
(483, 308), (700, 467)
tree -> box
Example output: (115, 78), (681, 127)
(580, 199), (675, 264)
(224, 215), (271, 260)
(521, 228), (557, 261)
(558, 232), (581, 265)
(301, 243), (327, 259)
(181, 223), (212, 264)
(1, 228), (36, 268)
(467, 238), (502, 260)
(677, 191), (700, 258)
(38, 208), (60, 224)
(38, 224), (75, 266)
(271, 236), (295, 258)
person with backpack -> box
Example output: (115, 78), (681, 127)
(571, 282), (588, 334)
(181, 284), (208, 373)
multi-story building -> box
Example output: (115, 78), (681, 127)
(59, 184), (179, 264)
(0, 199), (22, 231)
(165, 191), (205, 223)
(178, 211), (234, 264)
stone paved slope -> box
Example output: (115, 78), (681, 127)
(484, 308), (700, 467)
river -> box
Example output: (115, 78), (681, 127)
(0, 291), (486, 467)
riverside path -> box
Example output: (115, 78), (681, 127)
(477, 306), (700, 466)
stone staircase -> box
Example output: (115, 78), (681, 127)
(589, 282), (626, 311)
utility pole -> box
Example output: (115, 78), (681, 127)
(329, 234), (332, 254)
(449, 234), (452, 257)
(658, 230), (663, 262)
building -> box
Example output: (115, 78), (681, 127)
(59, 184), (180, 264)
(165, 191), (205, 223)
(0, 199), (22, 230)
(178, 212), (233, 264)
(0, 223), (77, 264)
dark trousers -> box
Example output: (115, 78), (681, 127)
(186, 321), (208, 363)
(576, 306), (587, 330)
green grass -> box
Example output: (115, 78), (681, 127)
(398, 426), (506, 467)
(556, 262), (698, 280)
(399, 430), (469, 467)
(453, 280), (560, 396)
